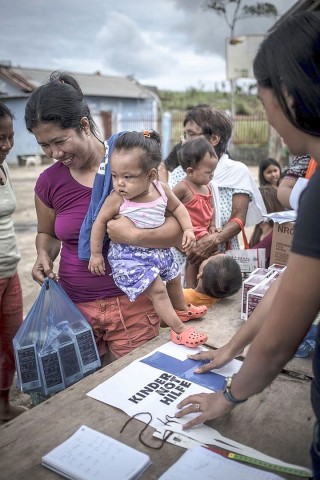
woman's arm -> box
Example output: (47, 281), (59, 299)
(187, 278), (280, 372)
(32, 195), (61, 284)
(107, 215), (183, 248)
(277, 177), (296, 209)
(176, 254), (320, 429)
(187, 193), (250, 264)
(213, 192), (249, 246)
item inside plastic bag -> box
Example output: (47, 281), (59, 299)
(13, 278), (101, 396)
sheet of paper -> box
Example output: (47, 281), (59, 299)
(263, 210), (296, 223)
(158, 445), (284, 480)
(153, 423), (312, 476)
(87, 342), (241, 430)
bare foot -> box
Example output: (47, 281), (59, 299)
(0, 404), (29, 421)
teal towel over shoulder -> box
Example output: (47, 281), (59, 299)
(78, 131), (127, 261)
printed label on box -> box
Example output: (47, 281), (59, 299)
(270, 222), (294, 266)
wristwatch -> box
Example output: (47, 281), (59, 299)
(222, 375), (248, 404)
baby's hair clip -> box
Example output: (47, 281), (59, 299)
(143, 130), (151, 138)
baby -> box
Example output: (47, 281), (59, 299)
(183, 254), (242, 307)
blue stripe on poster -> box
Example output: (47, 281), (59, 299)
(141, 352), (225, 392)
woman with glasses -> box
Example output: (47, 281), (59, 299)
(167, 105), (265, 266)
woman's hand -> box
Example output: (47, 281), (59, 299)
(187, 344), (242, 373)
(32, 251), (58, 285)
(175, 392), (234, 429)
(107, 215), (140, 245)
(187, 234), (220, 265)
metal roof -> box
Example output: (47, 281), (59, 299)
(0, 65), (158, 100)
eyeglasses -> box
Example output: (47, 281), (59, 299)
(182, 131), (204, 141)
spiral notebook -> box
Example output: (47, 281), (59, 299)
(42, 425), (152, 480)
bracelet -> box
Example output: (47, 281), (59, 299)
(222, 375), (248, 404)
(229, 217), (244, 230)
(228, 217), (249, 249)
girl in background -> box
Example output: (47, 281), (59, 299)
(258, 157), (282, 188)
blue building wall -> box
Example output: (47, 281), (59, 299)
(2, 92), (157, 164)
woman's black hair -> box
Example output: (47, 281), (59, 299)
(0, 102), (14, 120)
(113, 130), (162, 172)
(177, 136), (217, 172)
(258, 157), (281, 186)
(183, 105), (232, 158)
(202, 255), (242, 298)
(24, 71), (99, 137)
(253, 11), (320, 137)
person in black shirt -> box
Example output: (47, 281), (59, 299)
(175, 12), (320, 479)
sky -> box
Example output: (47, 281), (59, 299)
(1, 0), (296, 92)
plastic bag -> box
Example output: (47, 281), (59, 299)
(13, 278), (101, 396)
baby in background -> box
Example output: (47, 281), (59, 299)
(173, 137), (220, 288)
(183, 254), (243, 307)
(89, 130), (208, 348)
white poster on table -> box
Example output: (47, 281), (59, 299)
(87, 342), (241, 430)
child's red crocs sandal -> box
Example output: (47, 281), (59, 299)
(170, 327), (208, 347)
(175, 303), (207, 322)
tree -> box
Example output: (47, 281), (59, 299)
(205, 1), (278, 42)
(205, 1), (278, 116)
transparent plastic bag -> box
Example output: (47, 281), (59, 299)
(13, 278), (101, 395)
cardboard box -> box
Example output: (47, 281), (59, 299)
(246, 272), (280, 319)
(241, 273), (271, 320)
(268, 264), (287, 273)
(270, 222), (295, 266)
(225, 248), (266, 274)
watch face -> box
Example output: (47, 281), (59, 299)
(224, 376), (232, 391)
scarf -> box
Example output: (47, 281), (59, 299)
(211, 154), (266, 227)
(78, 131), (127, 261)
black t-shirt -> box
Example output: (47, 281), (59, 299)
(291, 167), (320, 259)
(164, 142), (183, 172)
(291, 168), (320, 424)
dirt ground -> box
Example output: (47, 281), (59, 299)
(5, 163), (259, 421)
(4, 165), (49, 421)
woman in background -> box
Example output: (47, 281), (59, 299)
(0, 103), (27, 420)
(249, 185), (284, 267)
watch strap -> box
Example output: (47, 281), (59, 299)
(223, 376), (248, 404)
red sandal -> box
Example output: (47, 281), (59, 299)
(175, 303), (207, 322)
(170, 327), (208, 348)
